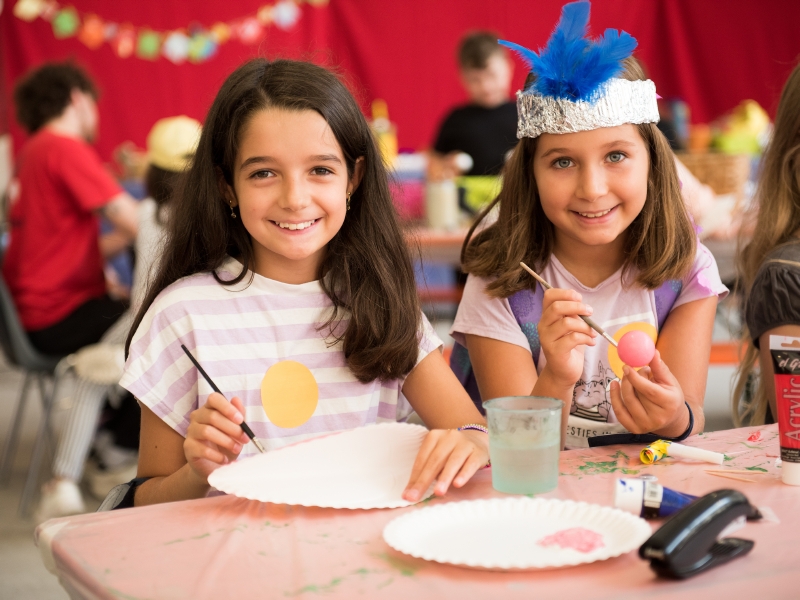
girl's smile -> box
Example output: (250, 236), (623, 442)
(573, 204), (619, 222)
(227, 108), (362, 284)
(271, 218), (320, 231)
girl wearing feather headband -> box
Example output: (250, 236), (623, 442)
(450, 1), (728, 449)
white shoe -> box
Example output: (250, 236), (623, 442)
(34, 479), (86, 523)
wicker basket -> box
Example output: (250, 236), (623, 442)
(675, 151), (751, 197)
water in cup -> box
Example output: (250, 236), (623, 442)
(490, 439), (560, 495)
(484, 396), (563, 495)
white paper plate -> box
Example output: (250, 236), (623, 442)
(208, 422), (433, 509)
(383, 497), (652, 570)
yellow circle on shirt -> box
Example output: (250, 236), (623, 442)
(261, 361), (319, 428)
(607, 322), (658, 379)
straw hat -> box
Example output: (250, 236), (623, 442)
(146, 115), (201, 172)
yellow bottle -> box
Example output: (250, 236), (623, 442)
(370, 99), (398, 167)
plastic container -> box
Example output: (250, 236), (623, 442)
(425, 179), (459, 231)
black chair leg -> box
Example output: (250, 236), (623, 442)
(19, 373), (61, 518)
(0, 372), (33, 485)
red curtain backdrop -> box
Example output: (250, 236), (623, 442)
(2, 0), (800, 162)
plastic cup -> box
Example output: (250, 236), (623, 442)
(483, 396), (563, 495)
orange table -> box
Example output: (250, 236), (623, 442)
(36, 424), (799, 599)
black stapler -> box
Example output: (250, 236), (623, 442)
(639, 489), (760, 579)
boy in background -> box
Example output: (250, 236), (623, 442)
(431, 31), (518, 179)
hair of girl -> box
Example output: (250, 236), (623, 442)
(732, 60), (800, 426)
(461, 56), (697, 299)
(126, 58), (421, 383)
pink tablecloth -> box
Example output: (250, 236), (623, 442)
(36, 424), (800, 599)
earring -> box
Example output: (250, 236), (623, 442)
(229, 200), (237, 219)
(346, 192), (351, 211)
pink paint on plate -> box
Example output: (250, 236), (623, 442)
(537, 527), (605, 553)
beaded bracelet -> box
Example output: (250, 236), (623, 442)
(457, 424), (491, 468)
(457, 423), (488, 434)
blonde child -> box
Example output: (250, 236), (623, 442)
(451, 1), (728, 449)
(733, 61), (800, 426)
(119, 59), (488, 507)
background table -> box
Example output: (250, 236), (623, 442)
(404, 226), (467, 266)
(36, 424), (799, 599)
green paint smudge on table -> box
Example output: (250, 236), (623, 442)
(575, 461), (640, 476)
(284, 569), (382, 596)
(745, 466), (768, 472)
(262, 521), (290, 528)
(612, 450), (630, 460)
(741, 442), (763, 449)
(377, 577), (394, 589)
(284, 577), (343, 596)
(374, 552), (420, 576)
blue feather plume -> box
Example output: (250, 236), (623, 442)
(499, 0), (638, 101)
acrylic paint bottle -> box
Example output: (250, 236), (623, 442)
(769, 335), (800, 486)
(615, 478), (697, 518)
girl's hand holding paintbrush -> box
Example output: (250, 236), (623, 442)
(538, 287), (598, 389)
(185, 393), (252, 481)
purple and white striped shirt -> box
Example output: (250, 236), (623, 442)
(120, 257), (442, 457)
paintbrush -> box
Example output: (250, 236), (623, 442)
(181, 344), (266, 453)
(705, 471), (757, 483)
(519, 262), (618, 348)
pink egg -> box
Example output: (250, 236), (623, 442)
(617, 330), (655, 367)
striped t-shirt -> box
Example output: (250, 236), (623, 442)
(120, 257), (442, 457)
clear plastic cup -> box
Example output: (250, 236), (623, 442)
(483, 396), (563, 495)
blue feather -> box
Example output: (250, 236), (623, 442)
(571, 29), (638, 99)
(532, 1), (591, 98)
(501, 0), (638, 101)
(497, 40), (539, 70)
(557, 0), (591, 41)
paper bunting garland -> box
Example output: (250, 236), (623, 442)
(51, 5), (78, 38)
(13, 0), (46, 22)
(136, 30), (161, 60)
(272, 0), (300, 30)
(112, 24), (136, 59)
(77, 13), (104, 49)
(13, 0), (327, 63)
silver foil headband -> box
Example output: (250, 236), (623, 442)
(516, 78), (659, 138)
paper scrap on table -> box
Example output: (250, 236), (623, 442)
(640, 440), (724, 465)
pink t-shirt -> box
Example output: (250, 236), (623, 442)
(452, 243), (728, 448)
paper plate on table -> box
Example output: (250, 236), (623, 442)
(383, 497), (652, 570)
(208, 423), (433, 509)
